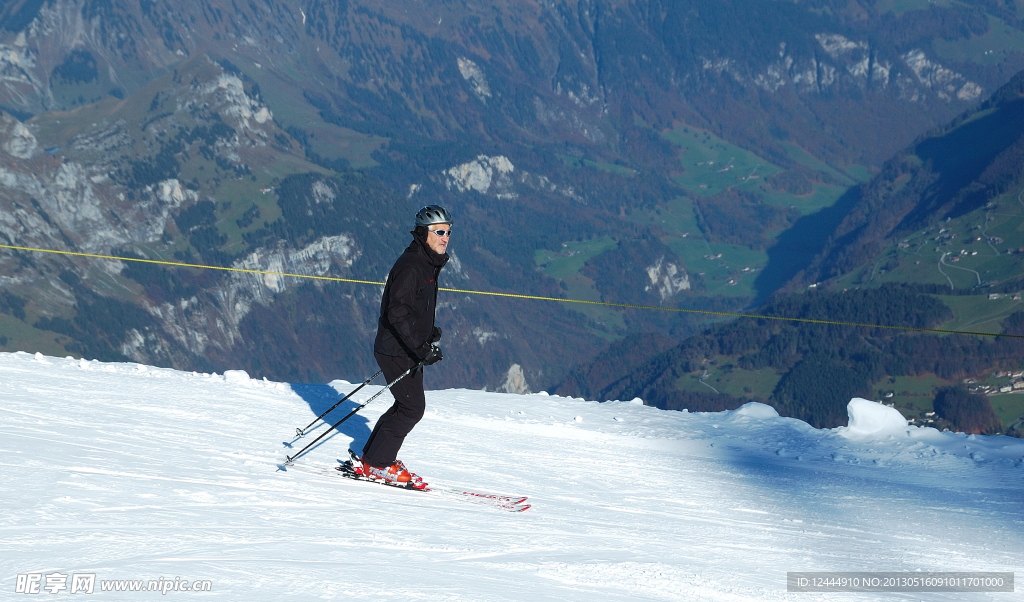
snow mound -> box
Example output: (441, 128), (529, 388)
(729, 402), (779, 419)
(223, 369), (251, 384)
(837, 397), (908, 438)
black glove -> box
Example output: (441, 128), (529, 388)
(431, 326), (442, 343)
(421, 344), (443, 366)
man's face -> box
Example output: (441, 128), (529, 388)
(426, 224), (451, 255)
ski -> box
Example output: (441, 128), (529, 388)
(334, 460), (530, 512)
(443, 490), (530, 512)
(429, 484), (528, 508)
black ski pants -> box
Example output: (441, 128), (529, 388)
(361, 352), (425, 468)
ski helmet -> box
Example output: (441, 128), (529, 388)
(415, 205), (452, 227)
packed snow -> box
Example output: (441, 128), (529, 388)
(837, 397), (909, 439)
(2, 351), (1022, 599)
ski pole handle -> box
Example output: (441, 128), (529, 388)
(285, 362), (421, 464)
(295, 369), (383, 437)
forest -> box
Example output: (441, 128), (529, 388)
(560, 285), (1023, 433)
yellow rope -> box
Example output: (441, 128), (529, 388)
(0, 243), (387, 286)
(2, 242), (1021, 339)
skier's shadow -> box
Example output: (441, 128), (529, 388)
(288, 382), (374, 455)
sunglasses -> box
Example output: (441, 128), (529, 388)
(428, 228), (452, 237)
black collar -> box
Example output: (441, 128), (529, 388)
(409, 232), (449, 268)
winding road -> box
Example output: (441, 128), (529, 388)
(939, 251), (982, 287)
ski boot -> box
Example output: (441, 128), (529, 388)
(394, 459), (427, 489)
(349, 450), (426, 489)
(362, 461), (413, 485)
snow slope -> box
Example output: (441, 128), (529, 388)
(2, 351), (1022, 600)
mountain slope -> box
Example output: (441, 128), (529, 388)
(2, 0), (1017, 165)
(2, 350), (1023, 599)
(778, 69), (1024, 292)
(3, 1), (1024, 389)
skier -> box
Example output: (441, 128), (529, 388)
(357, 205), (451, 486)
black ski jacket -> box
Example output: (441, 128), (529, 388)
(373, 231), (449, 360)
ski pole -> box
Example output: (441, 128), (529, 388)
(285, 362), (421, 465)
(295, 369), (383, 437)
